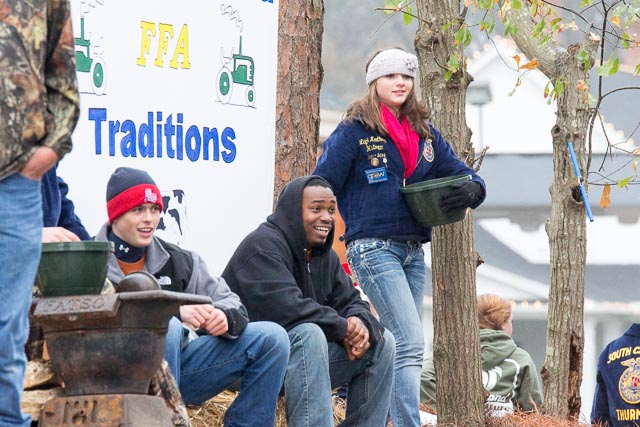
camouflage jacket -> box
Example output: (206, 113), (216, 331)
(0, 0), (79, 180)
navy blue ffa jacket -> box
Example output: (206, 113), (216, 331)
(313, 120), (486, 244)
(592, 323), (640, 427)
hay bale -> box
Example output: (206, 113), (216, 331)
(420, 409), (599, 427)
(188, 391), (346, 427)
(486, 412), (597, 427)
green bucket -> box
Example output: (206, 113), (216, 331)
(36, 241), (114, 297)
(400, 174), (471, 227)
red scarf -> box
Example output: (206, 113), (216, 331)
(380, 103), (420, 178)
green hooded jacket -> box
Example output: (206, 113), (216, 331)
(421, 329), (543, 415)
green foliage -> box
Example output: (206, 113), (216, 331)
(621, 32), (630, 49)
(384, 0), (414, 24)
(531, 18), (546, 39)
(554, 78), (565, 97)
(610, 2), (640, 30)
(549, 17), (563, 32)
(479, 18), (496, 32)
(445, 55), (461, 81)
(477, 0), (493, 9)
(383, 0), (396, 14)
(379, 0), (639, 94)
(454, 24), (473, 47)
(617, 176), (633, 189)
(577, 50), (592, 70)
(597, 56), (620, 76)
(542, 79), (569, 104)
(504, 21), (518, 37)
(404, 7), (413, 24)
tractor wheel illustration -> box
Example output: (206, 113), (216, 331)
(245, 85), (256, 107)
(90, 59), (106, 95)
(217, 67), (233, 104)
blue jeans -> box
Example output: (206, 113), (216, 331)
(284, 323), (395, 427)
(347, 238), (425, 427)
(0, 173), (42, 427)
(164, 317), (289, 427)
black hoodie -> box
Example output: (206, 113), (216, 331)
(222, 176), (384, 347)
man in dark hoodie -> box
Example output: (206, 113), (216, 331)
(222, 175), (396, 427)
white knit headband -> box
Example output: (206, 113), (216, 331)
(365, 49), (419, 85)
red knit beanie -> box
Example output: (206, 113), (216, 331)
(106, 167), (163, 223)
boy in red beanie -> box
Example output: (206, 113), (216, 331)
(96, 167), (289, 427)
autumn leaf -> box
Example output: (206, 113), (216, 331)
(513, 54), (521, 68)
(464, 0), (474, 7)
(600, 184), (611, 209)
(611, 16), (621, 27)
(520, 59), (539, 70)
(576, 80), (586, 91)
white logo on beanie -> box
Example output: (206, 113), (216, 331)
(144, 188), (158, 204)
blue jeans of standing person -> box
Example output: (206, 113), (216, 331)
(284, 323), (395, 427)
(0, 173), (42, 427)
(164, 317), (289, 427)
(347, 238), (426, 427)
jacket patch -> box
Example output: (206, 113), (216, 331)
(365, 167), (388, 184)
(423, 139), (435, 163)
(618, 357), (640, 404)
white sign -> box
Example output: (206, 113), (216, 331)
(60, 0), (279, 273)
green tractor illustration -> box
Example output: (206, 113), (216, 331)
(216, 36), (256, 107)
(74, 16), (106, 95)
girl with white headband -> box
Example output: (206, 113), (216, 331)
(313, 47), (486, 427)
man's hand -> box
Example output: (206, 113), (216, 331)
(179, 304), (229, 336)
(343, 316), (370, 360)
(20, 147), (58, 180)
(202, 308), (229, 336)
(42, 227), (81, 243)
(180, 304), (215, 329)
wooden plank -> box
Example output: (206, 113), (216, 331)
(21, 388), (61, 421)
(24, 360), (59, 390)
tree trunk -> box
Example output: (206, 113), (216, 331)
(415, 2), (485, 425)
(505, 7), (598, 418)
(274, 0), (324, 206)
(541, 44), (592, 419)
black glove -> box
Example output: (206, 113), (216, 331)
(439, 181), (482, 214)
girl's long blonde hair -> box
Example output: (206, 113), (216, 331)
(344, 48), (433, 139)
